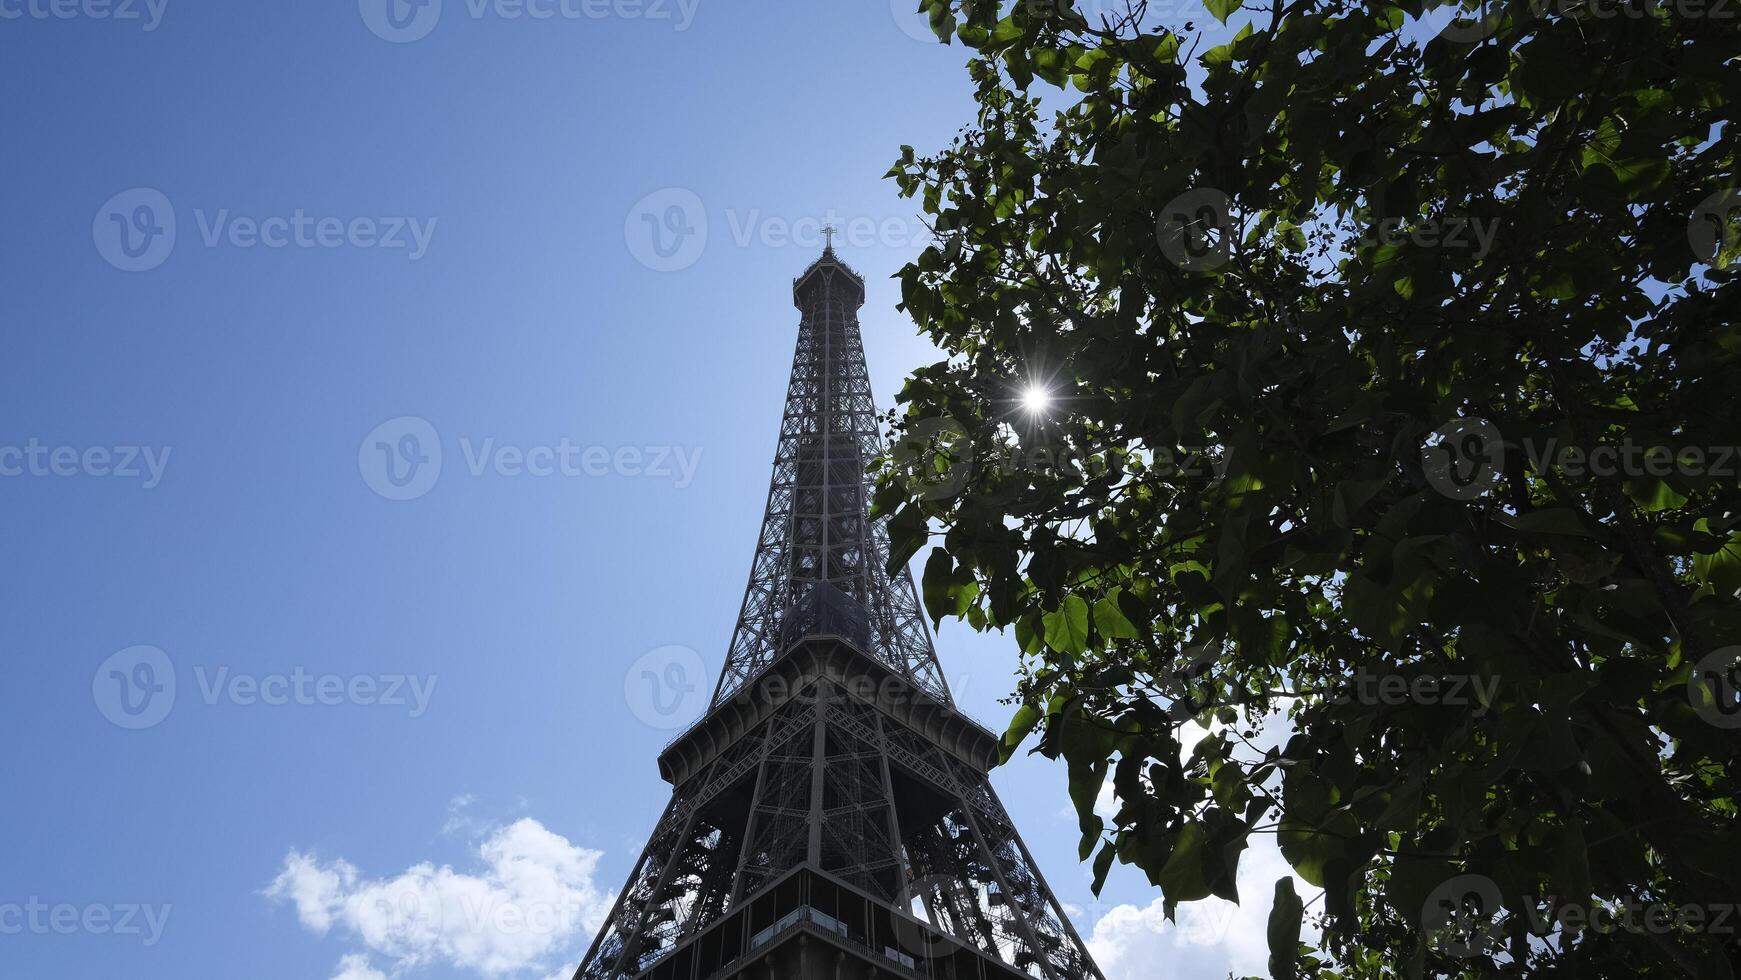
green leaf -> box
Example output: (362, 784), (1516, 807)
(1044, 595), (1091, 654)
(999, 703), (1044, 764)
(1204, 0), (1242, 24)
(1694, 532), (1741, 594)
(1332, 478), (1386, 528)
(922, 0), (954, 43)
(1157, 810), (1247, 903)
(1094, 589), (1141, 639)
(1625, 476), (1687, 513)
(922, 548), (979, 626)
(1277, 815), (1338, 888)
(1156, 821), (1215, 902)
(1267, 877), (1303, 980)
(885, 504), (928, 572)
(1091, 840), (1117, 895)
(1069, 760), (1108, 860)
(1154, 33), (1180, 63)
(1495, 508), (1593, 538)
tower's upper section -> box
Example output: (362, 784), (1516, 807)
(792, 243), (866, 309)
(709, 247), (949, 709)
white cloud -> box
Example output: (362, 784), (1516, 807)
(332, 953), (390, 980)
(267, 818), (615, 979)
(274, 852), (359, 934)
(1086, 834), (1318, 980)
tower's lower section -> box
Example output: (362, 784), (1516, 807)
(574, 636), (1103, 980)
(631, 865), (1033, 980)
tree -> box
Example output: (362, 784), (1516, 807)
(875, 0), (1741, 976)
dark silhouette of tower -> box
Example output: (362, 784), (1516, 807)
(574, 246), (1105, 980)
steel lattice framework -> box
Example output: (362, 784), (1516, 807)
(573, 247), (1105, 980)
(709, 249), (947, 708)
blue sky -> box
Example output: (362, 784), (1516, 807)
(0, 3), (1298, 978)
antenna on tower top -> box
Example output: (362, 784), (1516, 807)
(822, 223), (837, 253)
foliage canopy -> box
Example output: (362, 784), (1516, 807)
(877, 0), (1741, 976)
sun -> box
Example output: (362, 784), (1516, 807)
(1020, 384), (1053, 415)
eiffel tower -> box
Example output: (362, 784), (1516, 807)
(574, 243), (1105, 980)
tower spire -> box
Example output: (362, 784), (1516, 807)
(708, 242), (948, 707)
